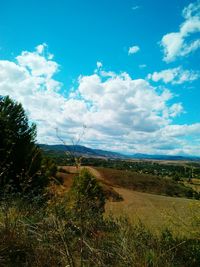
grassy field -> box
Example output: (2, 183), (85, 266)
(55, 166), (200, 236)
(105, 187), (200, 236)
(88, 167), (200, 236)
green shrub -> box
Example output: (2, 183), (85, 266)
(68, 168), (105, 227)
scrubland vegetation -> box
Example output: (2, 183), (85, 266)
(1, 194), (200, 267)
(1, 96), (200, 266)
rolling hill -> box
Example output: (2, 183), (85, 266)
(39, 144), (200, 161)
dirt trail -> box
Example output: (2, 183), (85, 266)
(59, 165), (108, 183)
(57, 166), (121, 200)
(59, 166), (103, 176)
(85, 166), (103, 179)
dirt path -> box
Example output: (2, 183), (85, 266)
(59, 166), (104, 176)
(59, 165), (108, 183)
(85, 166), (104, 180)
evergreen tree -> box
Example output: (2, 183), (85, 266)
(0, 96), (48, 196)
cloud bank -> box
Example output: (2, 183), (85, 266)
(0, 45), (200, 156)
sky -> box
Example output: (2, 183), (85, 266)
(0, 0), (200, 156)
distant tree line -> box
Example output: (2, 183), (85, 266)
(43, 151), (200, 180)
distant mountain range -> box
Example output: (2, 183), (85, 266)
(39, 144), (200, 161)
(39, 144), (126, 159)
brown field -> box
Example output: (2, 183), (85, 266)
(105, 187), (200, 236)
(127, 158), (200, 166)
(57, 166), (200, 236)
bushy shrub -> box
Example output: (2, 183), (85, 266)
(68, 168), (105, 228)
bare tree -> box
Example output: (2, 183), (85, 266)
(56, 125), (87, 171)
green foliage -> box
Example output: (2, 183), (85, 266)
(172, 173), (181, 182)
(69, 168), (105, 225)
(41, 157), (57, 178)
(0, 96), (49, 197)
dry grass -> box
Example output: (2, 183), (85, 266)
(52, 166), (200, 236)
(106, 187), (200, 236)
(1, 166), (200, 266)
(184, 179), (200, 193)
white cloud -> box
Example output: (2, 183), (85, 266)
(96, 61), (103, 69)
(182, 0), (200, 19)
(139, 64), (147, 69)
(0, 45), (199, 156)
(36, 43), (47, 54)
(163, 123), (200, 137)
(161, 0), (200, 62)
(148, 66), (200, 84)
(16, 50), (58, 79)
(78, 73), (175, 135)
(132, 6), (140, 11)
(168, 103), (184, 117)
(128, 45), (140, 55)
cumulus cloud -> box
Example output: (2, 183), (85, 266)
(128, 45), (140, 55)
(161, 0), (200, 62)
(77, 73), (176, 134)
(0, 45), (199, 156)
(148, 66), (200, 84)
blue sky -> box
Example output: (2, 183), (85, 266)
(0, 0), (200, 155)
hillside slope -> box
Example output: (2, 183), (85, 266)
(56, 166), (200, 235)
(106, 187), (200, 235)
